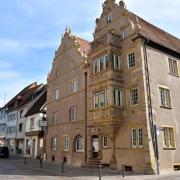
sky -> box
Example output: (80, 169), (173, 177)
(0, 0), (179, 107)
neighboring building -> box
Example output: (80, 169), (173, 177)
(46, 28), (90, 165)
(4, 82), (40, 154)
(15, 84), (45, 156)
(0, 108), (7, 146)
(24, 88), (47, 159)
(47, 0), (180, 174)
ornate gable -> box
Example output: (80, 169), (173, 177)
(102, 0), (116, 15)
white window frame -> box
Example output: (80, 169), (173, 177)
(122, 29), (128, 39)
(63, 136), (69, 151)
(159, 87), (171, 108)
(130, 88), (138, 106)
(70, 106), (77, 121)
(131, 128), (143, 148)
(113, 89), (122, 107)
(71, 80), (78, 93)
(127, 52), (135, 68)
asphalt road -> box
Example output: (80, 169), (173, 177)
(0, 157), (180, 180)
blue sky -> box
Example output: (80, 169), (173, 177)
(0, 0), (180, 107)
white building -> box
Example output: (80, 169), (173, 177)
(24, 89), (47, 159)
(0, 108), (7, 146)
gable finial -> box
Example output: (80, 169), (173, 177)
(119, 0), (126, 10)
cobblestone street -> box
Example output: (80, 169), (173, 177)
(0, 157), (180, 180)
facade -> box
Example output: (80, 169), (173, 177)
(0, 108), (7, 146)
(3, 82), (46, 155)
(46, 29), (90, 165)
(24, 89), (47, 159)
(46, 0), (180, 174)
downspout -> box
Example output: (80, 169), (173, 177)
(143, 40), (160, 174)
(84, 71), (88, 163)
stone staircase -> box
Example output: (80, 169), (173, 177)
(83, 159), (109, 168)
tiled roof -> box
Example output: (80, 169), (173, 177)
(129, 12), (180, 53)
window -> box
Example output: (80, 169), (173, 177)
(52, 112), (57, 125)
(20, 110), (24, 118)
(94, 93), (99, 109)
(163, 127), (175, 148)
(75, 135), (84, 152)
(128, 52), (135, 68)
(103, 136), (108, 148)
(70, 107), (77, 121)
(122, 29), (128, 39)
(63, 136), (69, 151)
(71, 81), (78, 93)
(131, 128), (143, 148)
(130, 88), (138, 106)
(99, 91), (105, 108)
(93, 54), (120, 74)
(30, 118), (35, 129)
(169, 58), (178, 76)
(113, 89), (122, 106)
(112, 55), (121, 70)
(51, 137), (57, 151)
(107, 14), (112, 23)
(56, 69), (60, 78)
(19, 123), (23, 132)
(93, 88), (122, 109)
(159, 87), (171, 108)
(52, 88), (59, 101)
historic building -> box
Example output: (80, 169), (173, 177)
(46, 0), (180, 174)
(0, 108), (7, 146)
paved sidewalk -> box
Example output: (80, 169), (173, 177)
(1, 156), (180, 180)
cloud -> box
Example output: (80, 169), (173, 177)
(0, 70), (18, 80)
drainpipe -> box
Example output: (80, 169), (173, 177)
(84, 71), (88, 163)
(143, 40), (160, 174)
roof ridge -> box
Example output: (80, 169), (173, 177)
(130, 12), (179, 41)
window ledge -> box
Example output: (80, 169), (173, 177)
(75, 150), (84, 153)
(160, 106), (172, 110)
(163, 147), (176, 150)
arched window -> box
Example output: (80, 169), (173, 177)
(75, 135), (84, 152)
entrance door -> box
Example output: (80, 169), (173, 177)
(92, 136), (99, 159)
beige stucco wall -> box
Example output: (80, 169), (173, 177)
(147, 46), (180, 171)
